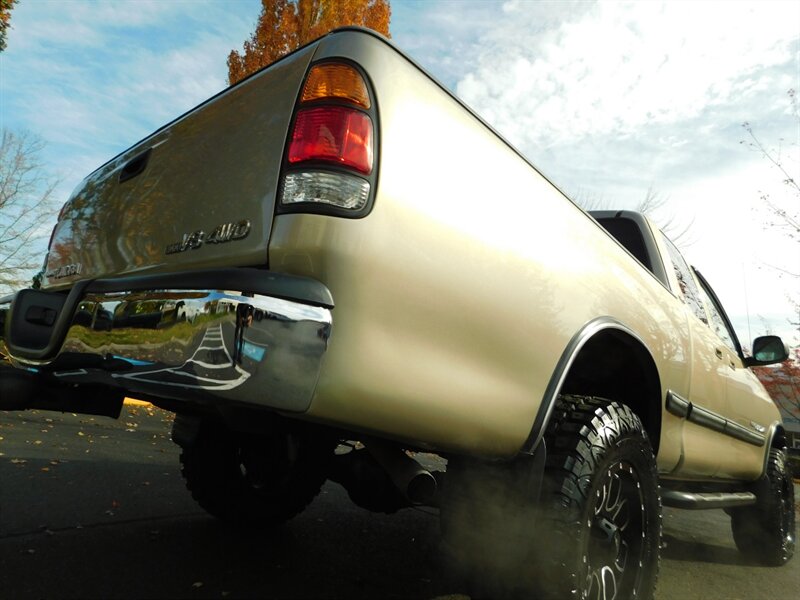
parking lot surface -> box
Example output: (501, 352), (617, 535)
(1, 406), (797, 599)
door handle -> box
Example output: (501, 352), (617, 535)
(715, 348), (724, 359)
(119, 148), (151, 184)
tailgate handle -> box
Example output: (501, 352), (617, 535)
(119, 149), (151, 183)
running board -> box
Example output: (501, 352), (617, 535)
(661, 490), (757, 509)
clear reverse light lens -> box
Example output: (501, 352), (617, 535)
(281, 171), (370, 210)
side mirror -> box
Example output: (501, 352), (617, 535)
(745, 335), (790, 367)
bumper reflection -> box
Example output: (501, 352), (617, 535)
(55, 289), (332, 413)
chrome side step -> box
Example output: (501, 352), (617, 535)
(661, 490), (757, 510)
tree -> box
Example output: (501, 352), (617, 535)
(753, 348), (800, 432)
(741, 89), (800, 342)
(0, 0), (16, 52)
(0, 129), (59, 293)
(227, 0), (391, 85)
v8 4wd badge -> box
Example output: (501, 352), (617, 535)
(165, 220), (251, 255)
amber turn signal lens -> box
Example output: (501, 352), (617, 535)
(301, 63), (371, 108)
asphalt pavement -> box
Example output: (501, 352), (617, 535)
(0, 406), (798, 599)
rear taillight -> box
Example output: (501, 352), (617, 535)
(280, 62), (377, 215)
(300, 63), (371, 108)
(288, 107), (373, 175)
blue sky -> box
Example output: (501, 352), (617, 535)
(1, 0), (799, 343)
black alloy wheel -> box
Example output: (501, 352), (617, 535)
(584, 460), (647, 598)
(538, 395), (661, 600)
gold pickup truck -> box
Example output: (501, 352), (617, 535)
(0, 28), (794, 599)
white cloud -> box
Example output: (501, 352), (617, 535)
(445, 0), (799, 344)
(392, 0), (510, 89)
(456, 1), (799, 149)
(3, 0), (258, 199)
(3, 0), (797, 344)
(6, 0), (186, 51)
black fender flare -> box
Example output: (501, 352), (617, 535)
(520, 316), (660, 455)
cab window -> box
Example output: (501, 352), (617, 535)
(660, 233), (708, 324)
(694, 271), (740, 355)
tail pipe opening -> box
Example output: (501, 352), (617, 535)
(366, 440), (438, 505)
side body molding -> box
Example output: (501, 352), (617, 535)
(666, 390), (767, 448)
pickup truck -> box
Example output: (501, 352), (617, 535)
(0, 27), (794, 599)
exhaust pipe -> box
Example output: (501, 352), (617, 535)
(366, 441), (438, 505)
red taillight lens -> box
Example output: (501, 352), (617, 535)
(288, 107), (373, 175)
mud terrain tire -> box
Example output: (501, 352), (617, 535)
(179, 421), (333, 528)
(538, 395), (661, 600)
(731, 448), (795, 566)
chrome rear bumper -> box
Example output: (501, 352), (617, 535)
(0, 269), (332, 413)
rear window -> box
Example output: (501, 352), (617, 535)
(596, 218), (653, 274)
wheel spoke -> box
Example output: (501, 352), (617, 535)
(586, 462), (646, 600)
(587, 565), (619, 600)
(539, 397), (659, 599)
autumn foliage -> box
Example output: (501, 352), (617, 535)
(227, 0), (391, 85)
(753, 348), (800, 430)
(1, 0), (17, 52)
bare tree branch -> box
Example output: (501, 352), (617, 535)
(573, 184), (695, 247)
(741, 89), (800, 343)
(0, 129), (60, 293)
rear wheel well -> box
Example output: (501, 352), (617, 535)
(560, 329), (662, 454)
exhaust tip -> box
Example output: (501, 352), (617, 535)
(406, 471), (437, 505)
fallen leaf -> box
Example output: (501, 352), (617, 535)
(10, 458), (26, 464)
(192, 582), (204, 589)
(40, 467), (50, 472)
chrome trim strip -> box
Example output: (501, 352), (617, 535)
(661, 490), (757, 510)
(11, 287), (331, 413)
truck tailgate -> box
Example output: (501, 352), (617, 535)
(43, 43), (318, 289)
